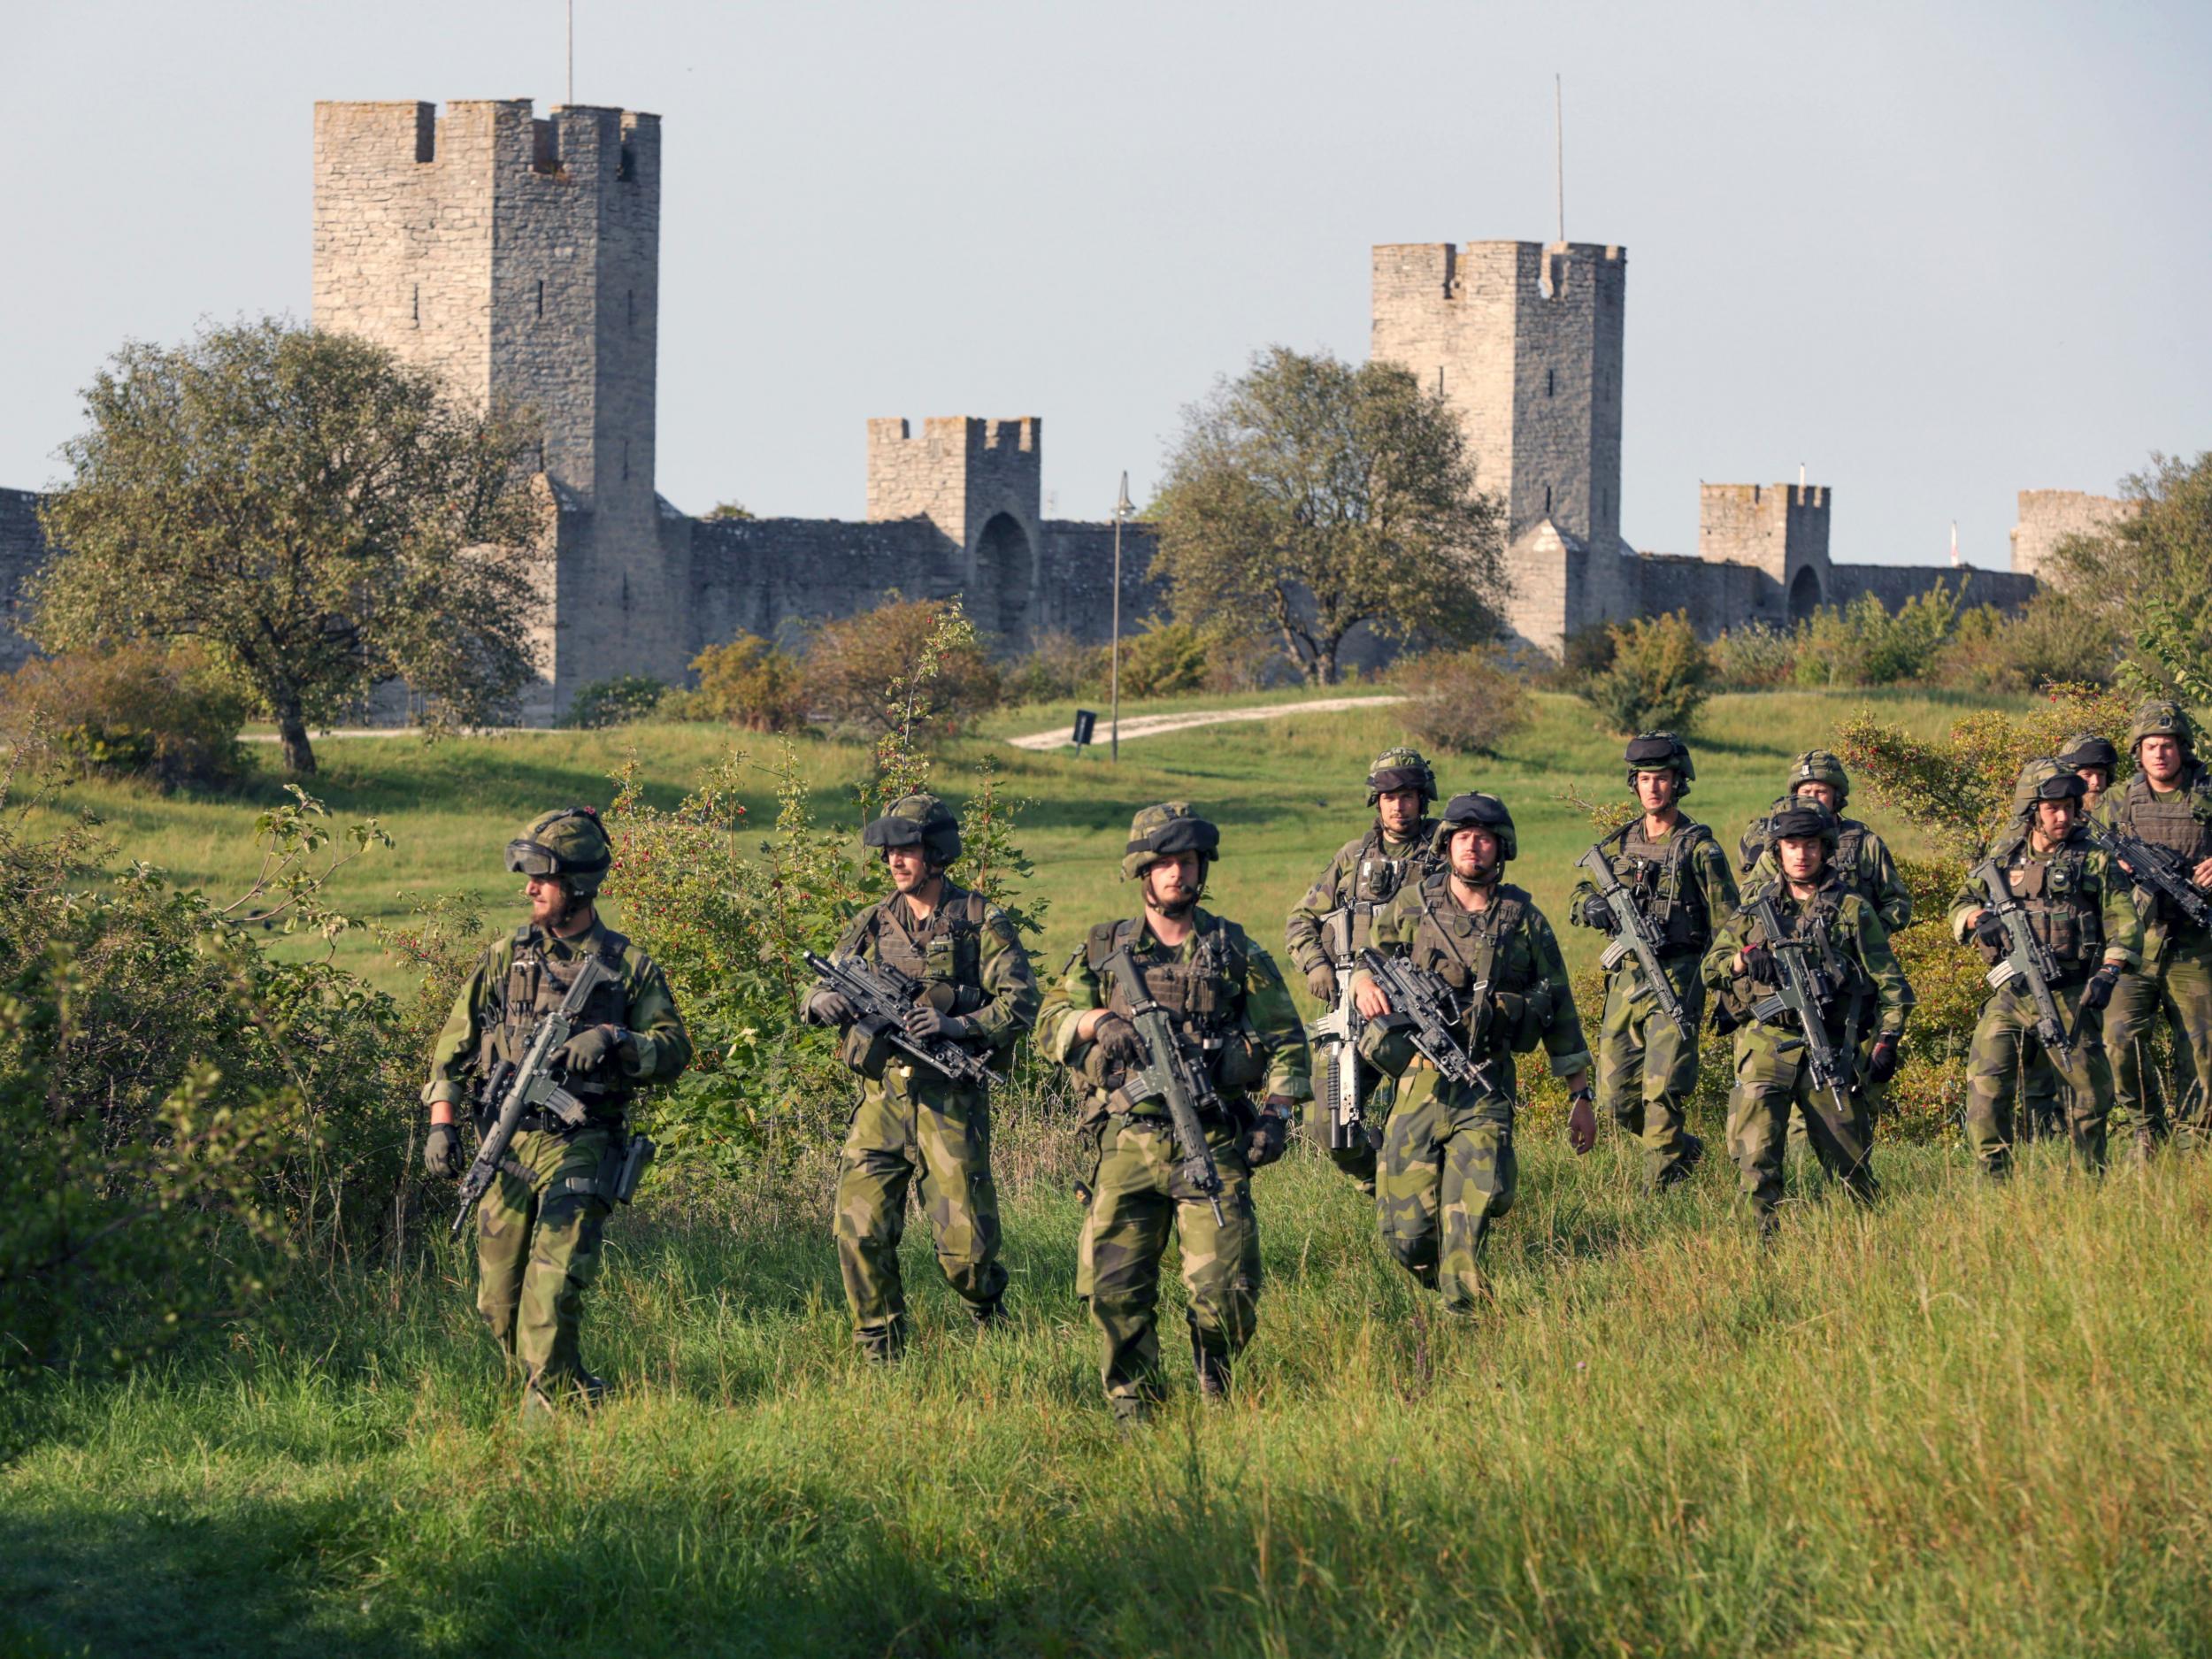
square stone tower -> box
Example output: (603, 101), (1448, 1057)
(1699, 482), (1832, 621)
(864, 417), (1043, 648)
(311, 98), (677, 710)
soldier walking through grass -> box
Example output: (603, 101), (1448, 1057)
(1039, 803), (1309, 1420)
(801, 794), (1039, 1363)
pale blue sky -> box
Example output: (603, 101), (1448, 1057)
(4, 0), (2206, 568)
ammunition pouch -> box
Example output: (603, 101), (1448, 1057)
(1357, 1015), (1417, 1079)
(1216, 1028), (1267, 1090)
(841, 1015), (898, 1079)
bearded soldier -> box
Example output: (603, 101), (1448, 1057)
(2059, 733), (2120, 812)
(1038, 803), (1309, 1420)
(1568, 733), (1737, 1191)
(2100, 701), (2212, 1159)
(1948, 761), (2138, 1176)
(1284, 746), (1444, 1189)
(800, 794), (1038, 1362)
(1703, 803), (1912, 1236)
(422, 808), (692, 1416)
(1352, 793), (1596, 1312)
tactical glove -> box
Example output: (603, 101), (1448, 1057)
(803, 988), (856, 1026)
(1867, 1033), (1901, 1085)
(424, 1121), (464, 1179)
(1581, 895), (1620, 934)
(904, 1005), (971, 1043)
(557, 1024), (623, 1075)
(1740, 943), (1776, 983)
(1972, 912), (2009, 950)
(1244, 1103), (1292, 1168)
(2080, 964), (2121, 1014)
(1305, 964), (1338, 1004)
(1093, 1013), (1147, 1067)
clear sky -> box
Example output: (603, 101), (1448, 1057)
(4, 0), (2206, 568)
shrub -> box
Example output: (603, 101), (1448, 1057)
(563, 674), (668, 730)
(0, 642), (248, 792)
(1115, 618), (1210, 700)
(1793, 583), (1963, 689)
(803, 596), (1000, 736)
(683, 634), (806, 730)
(1001, 631), (1105, 706)
(1392, 646), (1531, 756)
(1538, 622), (1618, 690)
(1709, 622), (1797, 689)
(1933, 595), (2121, 693)
(1578, 611), (1712, 735)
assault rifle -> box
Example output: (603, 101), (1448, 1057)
(1576, 843), (1694, 1044)
(1970, 857), (2075, 1063)
(1308, 910), (1364, 1152)
(451, 956), (608, 1237)
(803, 949), (996, 1090)
(1100, 948), (1227, 1224)
(2078, 818), (2212, 932)
(1745, 892), (1870, 1168)
(1356, 949), (1495, 1094)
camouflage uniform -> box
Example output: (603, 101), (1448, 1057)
(2097, 703), (2212, 1158)
(1039, 804), (1310, 1418)
(805, 796), (1039, 1359)
(1362, 795), (1590, 1313)
(426, 904), (691, 1406)
(1570, 735), (1738, 1190)
(1703, 813), (1912, 1225)
(1285, 747), (1444, 1189)
(1947, 764), (2139, 1175)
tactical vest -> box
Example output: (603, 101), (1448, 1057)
(1086, 912), (1259, 1094)
(1740, 801), (1871, 902)
(1977, 833), (2102, 976)
(1740, 881), (1866, 1038)
(1605, 818), (1717, 954)
(2116, 771), (2212, 927)
(859, 885), (993, 1024)
(1333, 821), (1440, 954)
(1406, 872), (1537, 1057)
(487, 926), (634, 1113)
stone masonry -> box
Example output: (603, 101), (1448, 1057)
(2008, 488), (2138, 586)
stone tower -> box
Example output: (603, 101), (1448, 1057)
(864, 417), (1043, 648)
(311, 98), (679, 710)
(1699, 482), (1832, 621)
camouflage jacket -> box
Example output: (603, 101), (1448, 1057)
(1702, 875), (1913, 1041)
(1944, 830), (2141, 979)
(1040, 907), (1311, 1117)
(1568, 814), (1741, 967)
(424, 915), (692, 1112)
(822, 880), (1040, 1053)
(1284, 818), (1442, 975)
(1746, 808), (1913, 933)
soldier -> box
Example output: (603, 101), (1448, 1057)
(1284, 746), (1444, 1189)
(1038, 803), (1309, 1420)
(800, 794), (1039, 1362)
(421, 807), (692, 1416)
(1947, 761), (2138, 1177)
(2100, 700), (2212, 1158)
(1568, 733), (1738, 1191)
(1351, 793), (1596, 1312)
(2021, 732), (2128, 1140)
(1703, 803), (1912, 1236)
(2059, 733), (2119, 811)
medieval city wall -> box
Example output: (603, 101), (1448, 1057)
(0, 490), (49, 675)
(2008, 489), (2135, 585)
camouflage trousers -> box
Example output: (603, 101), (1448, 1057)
(1725, 1025), (1876, 1219)
(1076, 1114), (1258, 1416)
(1375, 1068), (1515, 1315)
(477, 1123), (618, 1399)
(2108, 936), (2212, 1157)
(1964, 979), (2112, 1176)
(1303, 1054), (1394, 1194)
(835, 1071), (1005, 1356)
(1595, 956), (1705, 1189)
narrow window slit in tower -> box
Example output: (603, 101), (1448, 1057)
(411, 285), (419, 326)
(536, 280), (545, 319)
(623, 440), (630, 483)
(1545, 485), (1553, 514)
(627, 289), (634, 330)
(1547, 368), (1555, 398)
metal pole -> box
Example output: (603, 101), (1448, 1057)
(567, 0), (574, 104)
(1111, 471), (1130, 762)
(1555, 74), (1564, 244)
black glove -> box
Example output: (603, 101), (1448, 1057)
(557, 1024), (623, 1075)
(1972, 912), (2008, 950)
(1245, 1106), (1292, 1169)
(2080, 965), (2121, 1014)
(1867, 1033), (1900, 1084)
(803, 988), (855, 1026)
(1583, 895), (1620, 935)
(1093, 1014), (1146, 1066)
(904, 1005), (971, 1042)
(1305, 963), (1338, 1004)
(424, 1121), (464, 1179)
(1740, 943), (1776, 983)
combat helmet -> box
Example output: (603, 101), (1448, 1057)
(1766, 800), (1839, 854)
(506, 806), (615, 900)
(1365, 746), (1438, 808)
(1431, 791), (1517, 863)
(2011, 757), (2087, 818)
(1624, 733), (1694, 797)
(863, 792), (962, 867)
(2124, 699), (2195, 757)
(1122, 802), (1221, 882)
(2056, 732), (2120, 773)
(1786, 749), (1851, 807)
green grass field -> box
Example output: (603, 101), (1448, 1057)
(17, 684), (2210, 1657)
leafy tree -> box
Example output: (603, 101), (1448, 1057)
(1151, 347), (1505, 685)
(683, 634), (807, 730)
(706, 499), (757, 520)
(801, 595), (999, 743)
(34, 319), (543, 773)
(2047, 451), (2212, 695)
(1578, 611), (1712, 735)
(561, 674), (667, 730)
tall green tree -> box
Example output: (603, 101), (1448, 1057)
(34, 319), (543, 773)
(1150, 347), (1505, 685)
(2048, 450), (2212, 696)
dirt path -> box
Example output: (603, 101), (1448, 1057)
(1006, 695), (1405, 752)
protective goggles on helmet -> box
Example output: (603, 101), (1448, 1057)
(2028, 772), (2088, 803)
(1768, 807), (1834, 841)
(1624, 735), (1680, 769)
(1126, 818), (1220, 860)
(862, 817), (927, 849)
(505, 840), (565, 878)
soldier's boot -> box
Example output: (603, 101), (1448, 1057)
(966, 1296), (1008, 1333)
(1189, 1321), (1231, 1405)
(856, 1316), (908, 1366)
(1754, 1206), (1781, 1247)
(1655, 1133), (1705, 1192)
(518, 1367), (605, 1423)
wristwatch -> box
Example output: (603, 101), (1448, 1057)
(1567, 1085), (1594, 1108)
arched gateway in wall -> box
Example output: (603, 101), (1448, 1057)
(971, 511), (1035, 647)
